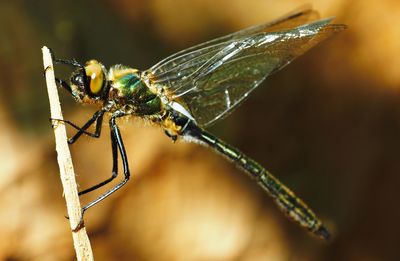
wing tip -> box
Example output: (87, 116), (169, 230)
(321, 21), (348, 34)
(304, 17), (347, 33)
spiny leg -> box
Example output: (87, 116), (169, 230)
(48, 49), (100, 143)
(49, 49), (89, 93)
(47, 47), (86, 81)
(51, 110), (105, 144)
(54, 58), (84, 69)
(49, 47), (85, 71)
(43, 53), (73, 94)
(54, 77), (72, 94)
(78, 122), (119, 196)
(51, 119), (98, 138)
(43, 64), (73, 94)
(67, 111), (104, 144)
(52, 111), (107, 197)
(74, 116), (131, 231)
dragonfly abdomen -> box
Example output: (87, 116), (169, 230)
(183, 123), (330, 239)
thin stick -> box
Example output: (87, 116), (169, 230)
(42, 46), (94, 261)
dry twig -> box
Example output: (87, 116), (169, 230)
(42, 46), (94, 261)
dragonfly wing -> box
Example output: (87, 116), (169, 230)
(155, 18), (345, 126)
(149, 7), (320, 85)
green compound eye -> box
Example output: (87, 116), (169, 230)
(85, 60), (104, 95)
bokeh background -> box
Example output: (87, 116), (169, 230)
(1, 0), (399, 260)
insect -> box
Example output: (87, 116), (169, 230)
(50, 7), (346, 239)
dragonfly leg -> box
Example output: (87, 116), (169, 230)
(48, 49), (88, 92)
(54, 58), (84, 68)
(54, 77), (73, 94)
(43, 65), (73, 94)
(74, 115), (130, 231)
(43, 51), (74, 94)
(78, 119), (118, 196)
(47, 47), (86, 75)
(48, 47), (85, 70)
(51, 110), (105, 144)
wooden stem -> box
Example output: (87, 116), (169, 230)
(42, 46), (94, 261)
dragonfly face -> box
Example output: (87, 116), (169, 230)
(51, 7), (346, 239)
(69, 60), (107, 104)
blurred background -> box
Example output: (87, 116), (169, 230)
(0, 0), (399, 260)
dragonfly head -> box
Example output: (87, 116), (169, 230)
(70, 60), (107, 103)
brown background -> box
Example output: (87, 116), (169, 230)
(0, 0), (399, 260)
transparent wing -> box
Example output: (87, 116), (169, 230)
(148, 11), (346, 127)
(149, 6), (319, 84)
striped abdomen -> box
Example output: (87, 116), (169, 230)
(183, 122), (330, 239)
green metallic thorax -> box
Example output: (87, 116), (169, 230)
(109, 68), (162, 116)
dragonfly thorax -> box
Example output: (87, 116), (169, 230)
(107, 65), (163, 116)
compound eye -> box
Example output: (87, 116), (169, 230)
(85, 60), (105, 95)
(71, 74), (84, 86)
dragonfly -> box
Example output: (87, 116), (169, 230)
(50, 7), (346, 239)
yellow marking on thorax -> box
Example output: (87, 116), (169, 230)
(108, 67), (139, 82)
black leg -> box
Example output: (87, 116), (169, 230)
(78, 122), (119, 196)
(74, 116), (131, 231)
(49, 49), (88, 92)
(68, 111), (104, 144)
(52, 110), (105, 144)
(43, 51), (73, 94)
(53, 57), (85, 71)
(55, 77), (73, 94)
(51, 119), (97, 138)
(48, 47), (86, 74)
